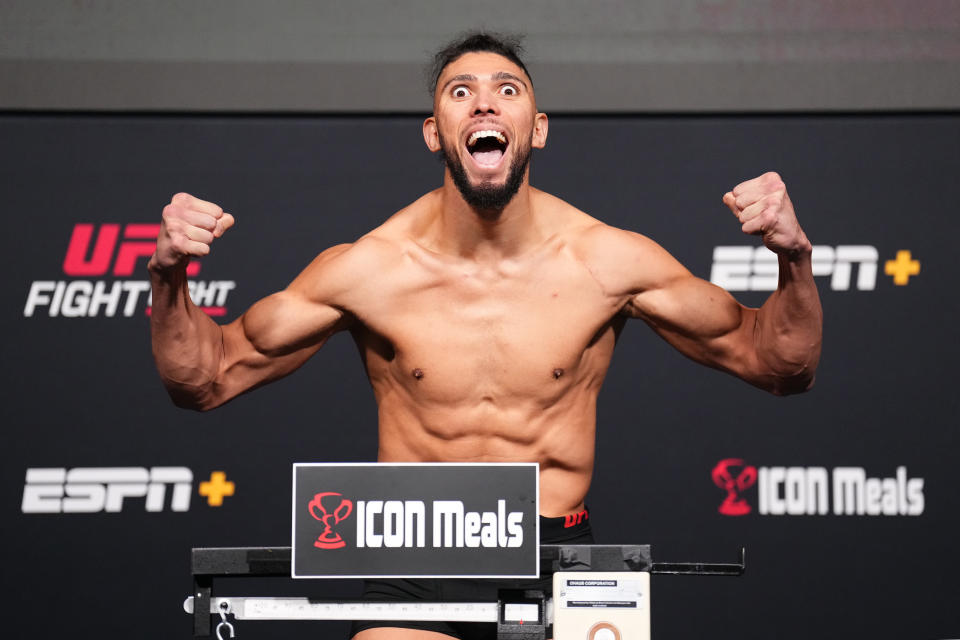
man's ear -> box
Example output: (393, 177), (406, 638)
(532, 112), (549, 149)
(423, 116), (441, 152)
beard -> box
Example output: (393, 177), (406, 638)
(439, 132), (532, 212)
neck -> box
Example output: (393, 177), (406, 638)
(435, 169), (542, 261)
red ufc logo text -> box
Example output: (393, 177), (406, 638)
(63, 224), (201, 277)
(563, 508), (589, 528)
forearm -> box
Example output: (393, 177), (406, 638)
(148, 256), (224, 408)
(754, 249), (823, 394)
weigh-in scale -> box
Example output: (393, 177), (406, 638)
(185, 545), (745, 639)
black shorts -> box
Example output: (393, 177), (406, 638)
(350, 509), (594, 639)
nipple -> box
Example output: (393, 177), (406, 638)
(553, 368), (564, 380)
(412, 368), (424, 380)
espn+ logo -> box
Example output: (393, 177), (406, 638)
(712, 458), (924, 517)
(712, 245), (880, 291)
(22, 467), (193, 513)
(23, 223), (236, 317)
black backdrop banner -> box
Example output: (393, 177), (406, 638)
(3, 113), (958, 639)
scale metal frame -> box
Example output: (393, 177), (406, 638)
(186, 545), (745, 638)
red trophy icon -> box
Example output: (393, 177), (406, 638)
(308, 492), (354, 549)
(712, 458), (757, 516)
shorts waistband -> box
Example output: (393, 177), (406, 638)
(539, 508), (592, 544)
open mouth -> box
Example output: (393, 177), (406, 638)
(466, 130), (508, 167)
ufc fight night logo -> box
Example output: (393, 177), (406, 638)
(23, 223), (236, 317)
(712, 459), (925, 517)
(711, 245), (921, 291)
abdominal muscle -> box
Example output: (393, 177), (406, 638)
(347, 215), (621, 519)
(372, 388), (598, 518)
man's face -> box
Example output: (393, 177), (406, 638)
(423, 52), (548, 210)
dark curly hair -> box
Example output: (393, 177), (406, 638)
(428, 31), (532, 97)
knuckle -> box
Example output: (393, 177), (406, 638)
(167, 218), (186, 235)
(164, 204), (189, 223)
(172, 192), (192, 205)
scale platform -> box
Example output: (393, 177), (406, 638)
(186, 545), (744, 639)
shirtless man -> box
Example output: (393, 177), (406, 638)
(149, 33), (822, 640)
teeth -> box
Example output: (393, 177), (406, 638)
(467, 130), (507, 147)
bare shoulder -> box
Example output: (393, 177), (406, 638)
(532, 190), (691, 297)
(285, 198), (432, 306)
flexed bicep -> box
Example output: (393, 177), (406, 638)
(205, 241), (366, 407)
(628, 274), (760, 379)
(585, 225), (763, 383)
(186, 243), (362, 409)
(239, 289), (347, 358)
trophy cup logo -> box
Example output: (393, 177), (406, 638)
(308, 491), (354, 549)
(712, 458), (757, 516)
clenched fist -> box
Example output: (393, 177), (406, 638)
(150, 192), (235, 271)
(722, 172), (811, 257)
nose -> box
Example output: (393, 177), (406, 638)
(471, 87), (499, 115)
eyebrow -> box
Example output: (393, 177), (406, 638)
(441, 74), (477, 93)
(440, 71), (529, 94)
(492, 71), (528, 90)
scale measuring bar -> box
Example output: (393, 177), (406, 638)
(186, 546), (742, 636)
(183, 596), (544, 624)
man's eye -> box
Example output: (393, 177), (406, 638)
(500, 84), (518, 96)
(452, 86), (470, 98)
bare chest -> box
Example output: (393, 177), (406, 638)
(353, 254), (622, 405)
